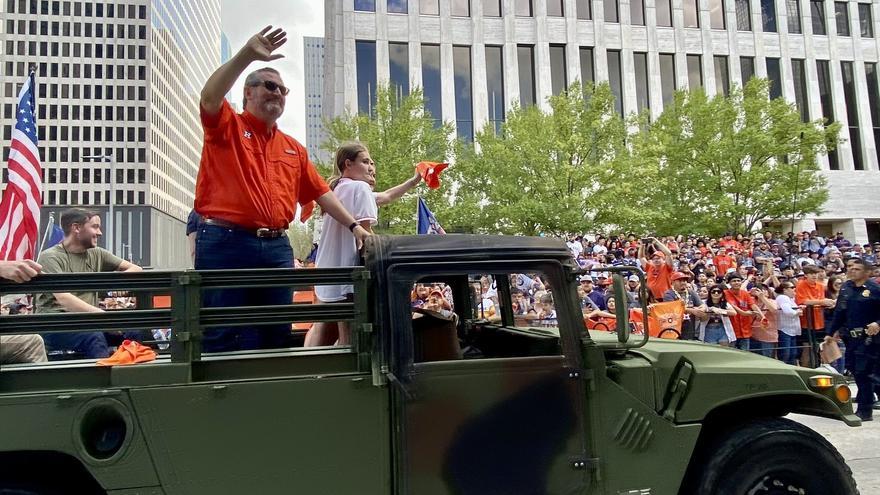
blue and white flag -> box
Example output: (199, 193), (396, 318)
(417, 197), (445, 235)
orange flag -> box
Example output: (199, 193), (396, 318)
(417, 161), (448, 189)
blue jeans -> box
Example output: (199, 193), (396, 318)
(750, 339), (775, 358)
(43, 331), (110, 359)
(734, 338), (751, 351)
(195, 223), (294, 353)
(777, 332), (799, 365)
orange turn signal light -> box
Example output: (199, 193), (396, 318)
(809, 375), (834, 389)
(834, 384), (851, 403)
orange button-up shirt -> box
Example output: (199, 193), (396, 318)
(195, 100), (330, 229)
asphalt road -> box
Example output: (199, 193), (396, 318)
(791, 403), (879, 494)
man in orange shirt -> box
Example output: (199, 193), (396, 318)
(195, 26), (370, 352)
(639, 237), (673, 302)
(795, 265), (836, 336)
(723, 272), (763, 351)
(712, 248), (737, 278)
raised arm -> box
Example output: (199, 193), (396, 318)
(375, 169), (422, 207)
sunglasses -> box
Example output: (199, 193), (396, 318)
(251, 80), (290, 96)
(710, 289), (723, 294)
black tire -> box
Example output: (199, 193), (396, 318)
(687, 417), (859, 495)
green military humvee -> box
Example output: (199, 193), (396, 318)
(0, 235), (861, 494)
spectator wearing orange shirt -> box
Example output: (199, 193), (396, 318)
(712, 249), (737, 279)
(795, 265), (836, 339)
(639, 237), (673, 302)
(718, 232), (742, 251)
(194, 26), (371, 353)
(724, 272), (764, 351)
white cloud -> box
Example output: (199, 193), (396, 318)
(220, 0), (324, 141)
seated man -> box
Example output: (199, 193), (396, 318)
(0, 260), (47, 364)
(36, 208), (142, 359)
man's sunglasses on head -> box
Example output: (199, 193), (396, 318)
(252, 80), (290, 96)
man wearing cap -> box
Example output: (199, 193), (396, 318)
(639, 238), (674, 302)
(724, 272), (764, 351)
(625, 275), (643, 309)
(579, 275), (607, 311)
(663, 272), (705, 340)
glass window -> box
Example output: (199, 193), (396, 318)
(634, 52), (650, 113)
(452, 0), (470, 16)
(550, 45), (567, 96)
(389, 42), (409, 101)
(684, 0), (700, 27)
(421, 0), (439, 15)
(580, 47), (594, 83)
(788, 0), (803, 32)
(816, 60), (839, 169)
(660, 53), (676, 107)
(657, 0), (673, 26)
(736, 0), (752, 29)
(607, 50), (623, 116)
(517, 45), (536, 106)
(714, 55), (730, 96)
(547, 0), (563, 16)
(841, 61), (863, 169)
(484, 0), (501, 16)
(356, 41), (377, 115)
(516, 0), (532, 16)
(453, 46), (473, 141)
(486, 46), (505, 134)
(577, 0), (591, 19)
(605, 0), (619, 22)
(859, 3), (874, 37)
(740, 56), (756, 83)
(864, 62), (880, 166)
(422, 45), (442, 124)
(766, 57), (782, 99)
(791, 59), (810, 122)
(388, 0), (407, 14)
(354, 0), (376, 11)
(710, 0), (725, 28)
(762, 0), (777, 31)
(811, 0), (827, 34)
(687, 55), (703, 90)
(835, 2), (850, 35)
(631, 0), (645, 24)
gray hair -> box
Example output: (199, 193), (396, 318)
(242, 67), (281, 108)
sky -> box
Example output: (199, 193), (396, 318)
(220, 0), (325, 140)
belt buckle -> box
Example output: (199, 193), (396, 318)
(256, 227), (270, 238)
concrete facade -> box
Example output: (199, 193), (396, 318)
(324, 0), (880, 244)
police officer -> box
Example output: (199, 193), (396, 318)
(828, 258), (880, 421)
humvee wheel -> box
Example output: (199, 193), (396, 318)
(687, 417), (858, 495)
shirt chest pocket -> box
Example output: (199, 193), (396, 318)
(269, 152), (301, 191)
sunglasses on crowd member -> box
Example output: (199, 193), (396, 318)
(710, 289), (723, 294)
(250, 80), (290, 96)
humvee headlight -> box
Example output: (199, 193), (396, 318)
(834, 384), (851, 403)
(808, 375), (834, 389)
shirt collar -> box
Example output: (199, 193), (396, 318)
(241, 110), (277, 137)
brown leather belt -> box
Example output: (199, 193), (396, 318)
(202, 217), (287, 239)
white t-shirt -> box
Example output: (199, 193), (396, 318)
(315, 178), (378, 302)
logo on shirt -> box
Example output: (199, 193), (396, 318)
(243, 130), (253, 139)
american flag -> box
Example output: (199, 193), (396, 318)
(0, 72), (41, 260)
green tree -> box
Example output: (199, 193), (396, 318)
(633, 78), (838, 236)
(451, 82), (629, 236)
(319, 85), (456, 234)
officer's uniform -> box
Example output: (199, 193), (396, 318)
(829, 278), (880, 417)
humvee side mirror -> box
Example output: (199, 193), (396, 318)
(611, 273), (630, 344)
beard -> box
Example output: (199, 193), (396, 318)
(261, 99), (284, 119)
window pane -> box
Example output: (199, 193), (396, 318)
(548, 0), (564, 16)
(354, 0), (376, 11)
(657, 0), (673, 26)
(766, 57), (782, 99)
(740, 56), (755, 83)
(580, 47), (594, 83)
(356, 41), (377, 115)
(792, 59), (810, 121)
(817, 60), (839, 169)
(486, 46), (505, 133)
(860, 3), (874, 37)
(762, 0), (777, 31)
(788, 0), (802, 33)
(736, 0), (752, 29)
(710, 0), (725, 28)
(714, 55), (729, 96)
(684, 0), (700, 27)
(605, 0), (619, 22)
(550, 45), (567, 95)
(835, 2), (850, 35)
(484, 0), (501, 16)
(451, 0), (470, 16)
(607, 50), (623, 116)
(516, 0), (532, 16)
(811, 0), (826, 34)
(517, 45), (536, 106)
(389, 42), (409, 100)
(453, 46), (473, 141)
(577, 0), (591, 19)
(422, 45), (442, 124)
(864, 63), (880, 166)
(388, 0), (407, 13)
(421, 0), (439, 15)
(687, 55), (703, 90)
(841, 61), (863, 169)
(660, 53), (676, 107)
(631, 0), (645, 24)
(634, 52), (650, 113)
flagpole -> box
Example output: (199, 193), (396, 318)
(38, 213), (55, 254)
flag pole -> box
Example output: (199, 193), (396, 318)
(38, 213), (55, 254)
